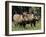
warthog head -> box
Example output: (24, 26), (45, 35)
(34, 15), (40, 21)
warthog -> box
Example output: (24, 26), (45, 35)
(13, 12), (40, 28)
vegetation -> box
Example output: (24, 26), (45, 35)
(12, 20), (41, 31)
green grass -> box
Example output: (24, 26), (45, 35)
(12, 20), (41, 31)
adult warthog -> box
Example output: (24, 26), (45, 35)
(13, 13), (40, 28)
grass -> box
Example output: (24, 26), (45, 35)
(12, 20), (41, 31)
